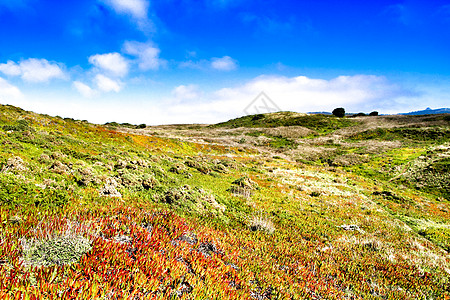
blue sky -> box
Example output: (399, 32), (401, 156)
(0, 0), (449, 124)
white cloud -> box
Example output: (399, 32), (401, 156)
(0, 77), (23, 99)
(0, 61), (21, 76)
(103, 0), (149, 19)
(0, 59), (66, 83)
(89, 53), (129, 77)
(155, 74), (416, 124)
(172, 85), (200, 101)
(103, 0), (152, 32)
(123, 41), (166, 71)
(3, 73), (431, 126)
(211, 56), (238, 71)
(95, 74), (122, 93)
(73, 81), (96, 98)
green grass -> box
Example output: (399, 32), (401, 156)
(349, 127), (450, 143)
(212, 111), (358, 134)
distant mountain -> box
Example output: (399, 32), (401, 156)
(400, 107), (450, 115)
(307, 111), (332, 115)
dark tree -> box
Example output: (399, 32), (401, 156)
(136, 124), (147, 129)
(332, 107), (346, 118)
(369, 111), (379, 116)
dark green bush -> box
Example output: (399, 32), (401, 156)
(2, 119), (32, 132)
(332, 108), (345, 118)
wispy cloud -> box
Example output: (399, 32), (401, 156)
(0, 77), (23, 99)
(171, 84), (201, 101)
(73, 81), (97, 98)
(0, 59), (66, 83)
(103, 0), (149, 19)
(181, 55), (238, 71)
(211, 56), (238, 71)
(123, 41), (166, 71)
(94, 74), (122, 93)
(102, 0), (153, 32)
(88, 53), (129, 77)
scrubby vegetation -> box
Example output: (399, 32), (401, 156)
(0, 104), (449, 299)
(212, 111), (357, 135)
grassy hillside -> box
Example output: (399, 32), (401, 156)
(212, 111), (358, 134)
(0, 104), (449, 299)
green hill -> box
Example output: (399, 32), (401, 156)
(212, 111), (358, 134)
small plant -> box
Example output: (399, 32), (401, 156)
(249, 212), (275, 234)
(310, 191), (321, 197)
(21, 235), (92, 267)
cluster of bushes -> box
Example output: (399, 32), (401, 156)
(0, 173), (70, 208)
(2, 119), (33, 132)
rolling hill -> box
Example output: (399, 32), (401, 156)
(0, 104), (449, 299)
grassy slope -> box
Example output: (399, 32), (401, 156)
(0, 105), (449, 299)
(212, 111), (358, 134)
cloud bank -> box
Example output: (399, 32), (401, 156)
(3, 72), (441, 126)
(158, 74), (419, 124)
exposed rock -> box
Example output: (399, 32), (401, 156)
(2, 156), (28, 172)
(99, 178), (122, 198)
